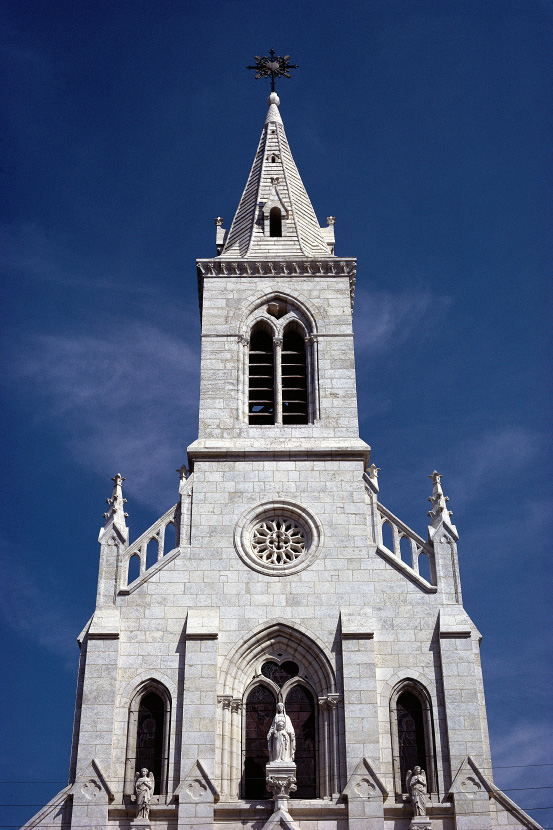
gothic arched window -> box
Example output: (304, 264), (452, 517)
(249, 325), (275, 424)
(125, 682), (171, 797)
(285, 685), (316, 798)
(247, 318), (312, 426)
(390, 680), (437, 797)
(269, 207), (282, 237)
(282, 325), (308, 425)
(244, 685), (275, 798)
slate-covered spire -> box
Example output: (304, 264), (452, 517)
(219, 92), (333, 258)
(100, 473), (129, 544)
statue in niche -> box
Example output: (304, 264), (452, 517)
(406, 766), (427, 816)
(134, 768), (155, 819)
(267, 702), (296, 763)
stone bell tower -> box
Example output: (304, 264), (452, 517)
(22, 82), (542, 830)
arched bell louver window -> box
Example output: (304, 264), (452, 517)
(249, 325), (275, 424)
(390, 680), (437, 797)
(243, 685), (275, 798)
(248, 320), (310, 426)
(282, 325), (308, 425)
(269, 207), (282, 237)
(125, 682), (171, 797)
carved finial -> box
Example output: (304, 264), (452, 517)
(102, 473), (129, 538)
(427, 470), (457, 540)
(177, 464), (189, 481)
(327, 216), (336, 226)
(214, 217), (224, 227)
(369, 463), (380, 481)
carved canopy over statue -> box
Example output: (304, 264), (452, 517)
(267, 702), (296, 763)
(406, 766), (427, 816)
(134, 768), (155, 819)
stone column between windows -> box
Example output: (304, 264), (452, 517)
(71, 616), (120, 830)
(318, 692), (341, 798)
(306, 335), (319, 422)
(340, 611), (384, 830)
(339, 611), (381, 774)
(274, 336), (283, 424)
(240, 335), (249, 423)
(178, 610), (219, 825)
(438, 610), (492, 829)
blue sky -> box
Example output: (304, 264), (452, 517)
(1, 1), (552, 826)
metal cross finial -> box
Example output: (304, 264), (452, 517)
(247, 49), (298, 92)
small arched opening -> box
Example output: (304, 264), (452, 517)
(269, 207), (282, 237)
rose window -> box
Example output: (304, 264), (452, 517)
(251, 517), (306, 566)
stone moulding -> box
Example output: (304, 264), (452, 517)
(196, 257), (357, 313)
(234, 499), (324, 577)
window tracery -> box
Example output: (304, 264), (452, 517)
(246, 304), (316, 426)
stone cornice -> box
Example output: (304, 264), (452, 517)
(196, 257), (357, 312)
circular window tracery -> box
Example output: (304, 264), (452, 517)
(234, 500), (323, 576)
(251, 517), (306, 566)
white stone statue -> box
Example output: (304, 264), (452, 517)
(134, 768), (155, 819)
(406, 766), (427, 816)
(267, 702), (296, 763)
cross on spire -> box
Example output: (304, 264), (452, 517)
(247, 49), (298, 92)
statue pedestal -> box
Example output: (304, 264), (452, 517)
(411, 817), (432, 830)
(265, 761), (297, 812)
(130, 821), (151, 830)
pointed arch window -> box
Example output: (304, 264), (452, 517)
(390, 680), (437, 797)
(244, 685), (275, 798)
(284, 685), (316, 798)
(125, 682), (171, 797)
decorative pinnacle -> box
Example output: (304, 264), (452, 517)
(427, 470), (453, 528)
(102, 473), (128, 533)
(214, 217), (224, 227)
(247, 49), (298, 92)
(177, 464), (189, 481)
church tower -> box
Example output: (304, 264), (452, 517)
(23, 86), (542, 830)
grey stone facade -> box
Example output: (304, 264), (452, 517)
(22, 93), (542, 830)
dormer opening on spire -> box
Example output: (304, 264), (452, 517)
(269, 207), (282, 237)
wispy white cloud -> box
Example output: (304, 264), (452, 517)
(5, 321), (200, 509)
(353, 286), (452, 353)
(490, 719), (553, 801)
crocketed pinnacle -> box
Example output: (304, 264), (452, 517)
(102, 473), (129, 537)
(220, 92), (331, 258)
(427, 470), (457, 537)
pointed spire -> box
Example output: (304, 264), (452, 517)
(220, 94), (332, 259)
(102, 473), (129, 540)
(427, 470), (457, 537)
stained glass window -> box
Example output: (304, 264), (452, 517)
(285, 685), (316, 799)
(244, 685), (276, 799)
(261, 660), (299, 687)
(136, 692), (164, 794)
(397, 691), (426, 792)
